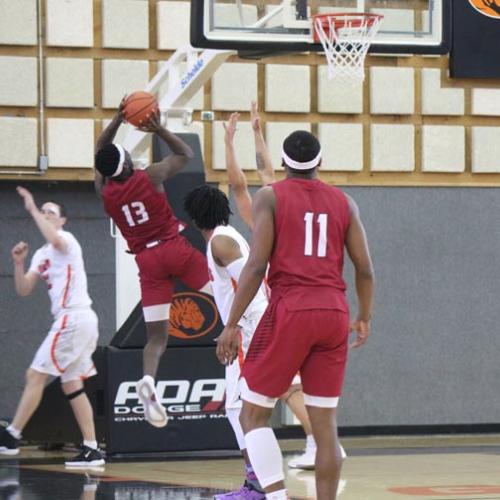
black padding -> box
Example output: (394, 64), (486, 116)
(66, 388), (85, 401)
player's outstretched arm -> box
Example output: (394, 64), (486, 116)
(216, 186), (275, 365)
(138, 111), (194, 185)
(223, 112), (253, 228)
(16, 187), (68, 253)
(251, 101), (275, 187)
(96, 97), (125, 153)
(345, 194), (375, 348)
(94, 98), (126, 195)
(11, 242), (38, 296)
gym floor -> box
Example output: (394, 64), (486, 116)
(1, 435), (500, 499)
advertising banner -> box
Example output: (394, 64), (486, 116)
(105, 346), (237, 454)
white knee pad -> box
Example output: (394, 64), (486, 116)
(245, 428), (284, 488)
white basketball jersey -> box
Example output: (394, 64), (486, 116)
(207, 225), (268, 325)
(29, 230), (92, 318)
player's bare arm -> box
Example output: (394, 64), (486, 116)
(139, 111), (195, 186)
(17, 187), (68, 254)
(216, 186), (275, 365)
(94, 97), (126, 196)
(223, 112), (253, 228)
(11, 242), (38, 296)
(345, 194), (375, 349)
(210, 235), (244, 268)
(251, 101), (275, 187)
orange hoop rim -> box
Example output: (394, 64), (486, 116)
(312, 12), (383, 42)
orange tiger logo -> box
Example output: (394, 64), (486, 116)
(168, 292), (219, 339)
(468, 0), (500, 18)
(169, 298), (205, 338)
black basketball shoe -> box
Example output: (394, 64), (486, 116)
(65, 446), (105, 468)
(0, 428), (19, 456)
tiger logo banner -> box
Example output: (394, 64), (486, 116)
(468, 0), (500, 18)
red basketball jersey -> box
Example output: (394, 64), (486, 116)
(102, 169), (179, 254)
(267, 178), (351, 310)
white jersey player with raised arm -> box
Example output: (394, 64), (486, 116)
(207, 225), (268, 436)
(28, 229), (98, 381)
(29, 230), (92, 317)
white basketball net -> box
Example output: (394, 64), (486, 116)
(314, 13), (383, 83)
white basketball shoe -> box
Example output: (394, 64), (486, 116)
(136, 375), (168, 428)
(288, 442), (347, 470)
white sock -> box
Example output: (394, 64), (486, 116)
(266, 489), (288, 500)
(245, 428), (284, 489)
(226, 407), (246, 450)
(83, 440), (97, 450)
(6, 425), (21, 439)
(306, 434), (316, 450)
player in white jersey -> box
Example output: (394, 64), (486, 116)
(184, 186), (267, 500)
(0, 187), (104, 468)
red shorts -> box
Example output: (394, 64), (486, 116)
(135, 235), (209, 307)
(242, 294), (349, 399)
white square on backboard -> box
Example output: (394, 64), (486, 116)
(0, 0), (37, 45)
(422, 126), (465, 173)
(47, 119), (95, 168)
(472, 127), (500, 173)
(0, 118), (38, 167)
(102, 0), (149, 49)
(46, 0), (93, 47)
(319, 123), (363, 171)
(371, 124), (415, 172)
(212, 63), (258, 111)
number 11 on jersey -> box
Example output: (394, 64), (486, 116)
(304, 212), (327, 257)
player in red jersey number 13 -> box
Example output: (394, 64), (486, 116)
(94, 102), (210, 429)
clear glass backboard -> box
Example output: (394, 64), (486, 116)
(190, 0), (451, 55)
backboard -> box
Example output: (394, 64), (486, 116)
(190, 0), (451, 55)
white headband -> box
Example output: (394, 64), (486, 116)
(111, 144), (126, 177)
(281, 149), (322, 170)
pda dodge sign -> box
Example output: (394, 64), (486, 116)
(113, 378), (226, 422)
(106, 346), (237, 454)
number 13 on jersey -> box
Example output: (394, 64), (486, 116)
(304, 212), (327, 257)
(122, 202), (150, 227)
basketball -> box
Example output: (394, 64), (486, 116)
(123, 91), (159, 127)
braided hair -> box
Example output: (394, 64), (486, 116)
(184, 184), (232, 230)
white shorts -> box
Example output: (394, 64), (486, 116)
(31, 308), (99, 383)
(225, 311), (265, 410)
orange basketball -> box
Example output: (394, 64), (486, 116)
(123, 91), (159, 127)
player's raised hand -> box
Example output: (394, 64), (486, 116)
(223, 112), (240, 144)
(216, 325), (241, 365)
(136, 108), (162, 133)
(16, 186), (36, 213)
(118, 94), (127, 122)
(11, 242), (29, 263)
(350, 319), (370, 348)
(250, 100), (262, 133)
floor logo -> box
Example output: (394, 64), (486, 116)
(389, 485), (500, 496)
(169, 292), (219, 340)
(468, 0), (500, 18)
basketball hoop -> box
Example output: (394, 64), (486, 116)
(313, 12), (383, 83)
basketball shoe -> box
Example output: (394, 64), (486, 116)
(0, 428), (19, 456)
(65, 445), (105, 468)
(288, 442), (347, 470)
(136, 375), (168, 428)
(213, 480), (266, 499)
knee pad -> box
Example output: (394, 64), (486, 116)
(66, 388), (85, 401)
